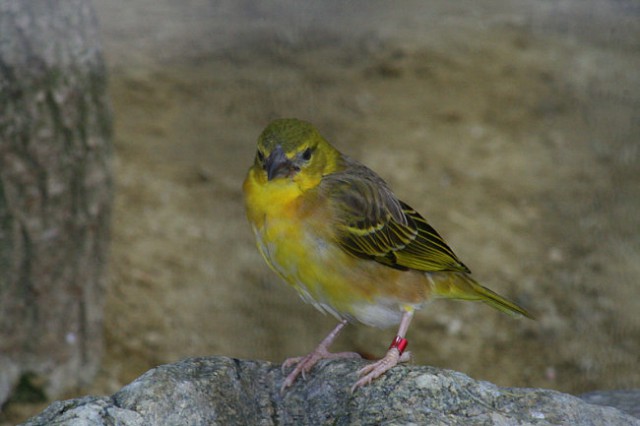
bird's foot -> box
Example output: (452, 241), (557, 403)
(281, 348), (361, 392)
(351, 348), (411, 392)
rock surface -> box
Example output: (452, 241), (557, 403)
(21, 357), (640, 425)
(580, 389), (640, 420)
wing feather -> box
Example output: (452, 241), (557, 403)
(322, 158), (469, 273)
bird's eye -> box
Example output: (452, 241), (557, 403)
(301, 147), (313, 161)
(256, 150), (265, 163)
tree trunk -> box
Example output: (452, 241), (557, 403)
(0, 0), (112, 405)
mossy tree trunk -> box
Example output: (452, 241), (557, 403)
(0, 0), (112, 405)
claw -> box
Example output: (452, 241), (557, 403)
(281, 356), (304, 375)
(281, 349), (360, 392)
(350, 309), (415, 392)
(280, 320), (359, 392)
(351, 349), (411, 393)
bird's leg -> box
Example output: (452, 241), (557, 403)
(352, 310), (414, 392)
(281, 319), (360, 391)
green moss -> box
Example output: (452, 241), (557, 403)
(7, 373), (47, 404)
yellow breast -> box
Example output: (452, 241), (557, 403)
(244, 166), (339, 300)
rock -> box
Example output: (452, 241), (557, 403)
(21, 357), (640, 425)
(20, 396), (144, 426)
(580, 389), (640, 420)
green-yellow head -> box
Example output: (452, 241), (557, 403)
(253, 118), (341, 190)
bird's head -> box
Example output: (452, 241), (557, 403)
(252, 118), (341, 190)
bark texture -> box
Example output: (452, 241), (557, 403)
(0, 0), (112, 405)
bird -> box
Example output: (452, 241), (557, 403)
(243, 118), (533, 392)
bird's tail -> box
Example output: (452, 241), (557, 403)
(430, 272), (534, 319)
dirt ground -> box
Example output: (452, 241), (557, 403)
(6, 0), (640, 423)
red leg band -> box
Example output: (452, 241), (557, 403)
(389, 335), (408, 355)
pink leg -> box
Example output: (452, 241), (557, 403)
(351, 310), (414, 392)
(281, 319), (360, 392)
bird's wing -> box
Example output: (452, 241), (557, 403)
(322, 160), (470, 273)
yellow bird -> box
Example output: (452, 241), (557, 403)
(243, 118), (532, 392)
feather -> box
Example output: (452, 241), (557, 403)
(322, 157), (469, 274)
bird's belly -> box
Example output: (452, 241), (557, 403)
(253, 221), (429, 328)
(255, 224), (343, 307)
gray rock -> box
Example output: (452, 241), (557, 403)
(580, 389), (640, 420)
(21, 357), (640, 425)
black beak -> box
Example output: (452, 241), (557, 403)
(265, 145), (296, 181)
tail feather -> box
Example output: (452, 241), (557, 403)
(430, 272), (534, 319)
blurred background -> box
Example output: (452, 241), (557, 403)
(5, 0), (640, 422)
